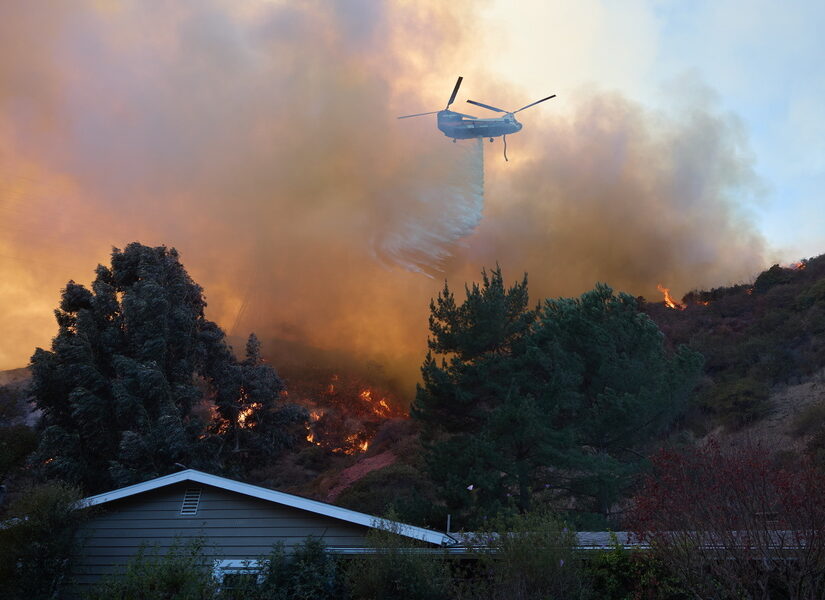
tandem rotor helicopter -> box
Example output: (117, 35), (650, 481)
(398, 76), (555, 160)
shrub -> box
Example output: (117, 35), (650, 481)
(248, 538), (343, 600)
(345, 515), (453, 600)
(85, 540), (216, 600)
(704, 377), (770, 429)
(459, 510), (589, 600)
(630, 440), (825, 599)
(586, 536), (689, 600)
(0, 481), (86, 600)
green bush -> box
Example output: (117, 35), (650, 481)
(85, 537), (346, 600)
(85, 540), (216, 600)
(346, 515), (454, 600)
(703, 377), (771, 429)
(248, 538), (343, 600)
(0, 481), (86, 600)
(753, 264), (792, 293)
(586, 536), (689, 600)
(459, 510), (589, 600)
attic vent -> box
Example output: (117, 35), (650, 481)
(180, 488), (202, 516)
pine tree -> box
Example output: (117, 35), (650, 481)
(29, 243), (303, 492)
(412, 270), (703, 527)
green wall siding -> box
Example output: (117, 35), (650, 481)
(71, 482), (369, 588)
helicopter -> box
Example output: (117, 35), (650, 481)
(397, 76), (556, 159)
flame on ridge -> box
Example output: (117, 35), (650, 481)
(657, 284), (686, 311)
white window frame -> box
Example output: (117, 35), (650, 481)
(212, 558), (264, 589)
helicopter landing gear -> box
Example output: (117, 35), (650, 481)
(452, 139), (457, 143)
(489, 138), (494, 143)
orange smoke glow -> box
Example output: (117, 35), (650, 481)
(657, 284), (686, 311)
(0, 1), (770, 381)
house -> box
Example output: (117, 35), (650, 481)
(71, 469), (457, 590)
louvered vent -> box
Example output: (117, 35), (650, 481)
(180, 488), (202, 516)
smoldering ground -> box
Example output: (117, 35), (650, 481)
(0, 1), (767, 393)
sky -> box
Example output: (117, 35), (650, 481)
(0, 0), (823, 386)
(483, 0), (825, 258)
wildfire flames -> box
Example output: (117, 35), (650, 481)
(237, 403), (261, 428)
(207, 371), (402, 455)
(289, 370), (407, 455)
(657, 284), (686, 311)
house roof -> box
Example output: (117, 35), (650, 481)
(77, 469), (457, 547)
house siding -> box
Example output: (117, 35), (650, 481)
(71, 482), (370, 589)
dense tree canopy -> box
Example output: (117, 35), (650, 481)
(29, 243), (305, 492)
(413, 268), (703, 527)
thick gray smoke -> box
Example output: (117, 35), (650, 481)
(0, 1), (768, 394)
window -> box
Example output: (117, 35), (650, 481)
(213, 559), (263, 593)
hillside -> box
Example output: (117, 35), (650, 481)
(644, 253), (825, 432)
(4, 254), (825, 517)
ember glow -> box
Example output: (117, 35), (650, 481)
(237, 403), (260, 429)
(657, 284), (686, 311)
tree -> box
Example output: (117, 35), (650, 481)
(630, 439), (825, 600)
(533, 284), (703, 517)
(207, 333), (308, 474)
(0, 385), (37, 484)
(413, 267), (551, 522)
(0, 482), (87, 600)
(29, 242), (303, 492)
(413, 269), (702, 526)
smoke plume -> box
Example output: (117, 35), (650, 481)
(0, 1), (767, 394)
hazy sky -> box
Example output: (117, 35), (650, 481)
(0, 0), (822, 380)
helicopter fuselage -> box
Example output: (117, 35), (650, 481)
(436, 110), (523, 140)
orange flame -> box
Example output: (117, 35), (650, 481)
(237, 403), (261, 428)
(657, 284), (685, 310)
(338, 433), (370, 454)
(358, 388), (406, 418)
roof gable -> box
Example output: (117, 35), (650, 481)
(78, 469), (456, 547)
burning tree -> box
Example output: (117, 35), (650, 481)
(630, 440), (825, 599)
(413, 269), (702, 526)
(29, 243), (305, 492)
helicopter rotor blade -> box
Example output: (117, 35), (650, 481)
(446, 76), (463, 109)
(466, 99), (507, 113)
(513, 94), (556, 113)
(397, 110), (440, 119)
